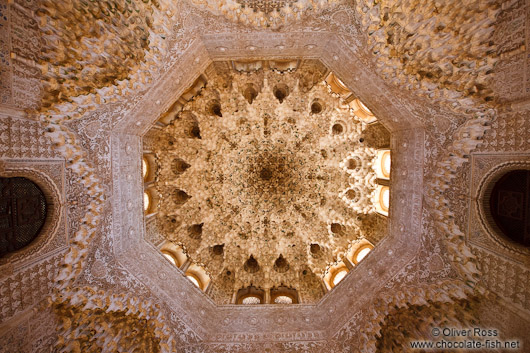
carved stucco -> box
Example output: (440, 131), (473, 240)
(0, 159), (66, 269)
(148, 64), (388, 303)
(0, 0), (529, 351)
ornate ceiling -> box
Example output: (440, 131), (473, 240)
(1, 0), (529, 352)
(188, 0), (337, 27)
(148, 62), (389, 303)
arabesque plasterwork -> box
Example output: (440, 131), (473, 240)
(1, 0), (529, 351)
(149, 64), (388, 304)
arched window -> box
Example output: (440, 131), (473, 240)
(325, 72), (351, 96)
(142, 153), (157, 183)
(160, 242), (188, 268)
(349, 99), (377, 123)
(324, 261), (350, 290)
(358, 100), (372, 115)
(381, 151), (391, 179)
(331, 268), (348, 286)
(374, 150), (391, 180)
(242, 296), (261, 304)
(236, 286), (265, 304)
(143, 191), (151, 212)
(353, 245), (373, 264)
(270, 286), (299, 304)
(162, 251), (178, 266)
(346, 240), (375, 266)
(274, 295), (293, 304)
(0, 177), (47, 257)
(355, 247), (371, 263)
(185, 264), (210, 291)
(143, 188), (159, 215)
(142, 156), (148, 180)
(334, 76), (348, 91)
(186, 274), (202, 289)
(374, 185), (390, 216)
(380, 186), (390, 211)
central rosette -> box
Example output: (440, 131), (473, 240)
(211, 115), (325, 227)
(235, 138), (319, 212)
(253, 152), (290, 188)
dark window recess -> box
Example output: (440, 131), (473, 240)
(489, 170), (530, 247)
(0, 177), (47, 256)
